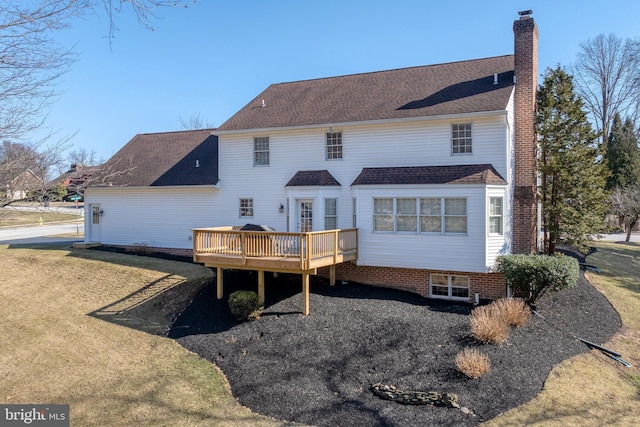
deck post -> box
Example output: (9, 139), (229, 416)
(216, 267), (223, 299)
(258, 270), (265, 305)
(302, 273), (310, 315)
(329, 265), (336, 286)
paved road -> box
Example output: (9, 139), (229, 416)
(0, 223), (83, 244)
(597, 232), (640, 243)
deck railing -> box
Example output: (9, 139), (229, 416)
(193, 227), (358, 271)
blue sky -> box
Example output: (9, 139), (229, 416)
(31, 0), (640, 163)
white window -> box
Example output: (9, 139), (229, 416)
(326, 131), (342, 159)
(489, 197), (503, 235)
(420, 198), (441, 232)
(239, 198), (253, 217)
(444, 198), (467, 233)
(452, 123), (472, 154)
(430, 274), (470, 300)
(396, 198), (417, 232)
(324, 198), (337, 230)
(352, 198), (357, 228)
(373, 197), (467, 234)
(254, 136), (269, 166)
(373, 198), (394, 232)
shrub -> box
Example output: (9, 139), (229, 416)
(455, 348), (491, 379)
(228, 290), (263, 321)
(127, 242), (151, 255)
(470, 304), (510, 344)
(495, 254), (579, 304)
(492, 298), (531, 328)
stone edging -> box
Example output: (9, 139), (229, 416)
(370, 383), (475, 416)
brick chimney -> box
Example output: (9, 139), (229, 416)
(512, 11), (539, 254)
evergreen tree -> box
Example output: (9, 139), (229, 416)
(537, 66), (610, 254)
(605, 113), (640, 189)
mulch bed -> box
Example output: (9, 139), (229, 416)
(169, 267), (621, 427)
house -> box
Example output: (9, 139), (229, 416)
(82, 129), (218, 252)
(83, 12), (539, 305)
(3, 169), (43, 201)
(50, 163), (101, 200)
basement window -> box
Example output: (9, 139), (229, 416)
(430, 274), (470, 300)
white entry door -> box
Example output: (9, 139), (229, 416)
(89, 204), (102, 242)
(297, 200), (313, 232)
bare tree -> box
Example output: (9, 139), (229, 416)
(0, 137), (70, 206)
(179, 114), (215, 130)
(0, 1), (196, 142)
(68, 147), (100, 167)
(573, 34), (640, 146)
(610, 185), (640, 242)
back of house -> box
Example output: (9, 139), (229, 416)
(83, 12), (539, 302)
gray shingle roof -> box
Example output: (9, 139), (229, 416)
(351, 164), (507, 186)
(94, 129), (218, 187)
(218, 55), (514, 131)
(285, 170), (341, 187)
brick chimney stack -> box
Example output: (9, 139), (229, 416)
(512, 11), (539, 254)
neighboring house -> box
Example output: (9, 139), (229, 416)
(83, 13), (539, 302)
(4, 169), (43, 201)
(51, 163), (101, 199)
(82, 129), (218, 252)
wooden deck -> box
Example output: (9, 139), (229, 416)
(192, 227), (358, 315)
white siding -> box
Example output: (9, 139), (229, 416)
(354, 185), (491, 272)
(84, 187), (217, 249)
(486, 186), (509, 268)
(212, 115), (511, 272)
(217, 115), (510, 230)
(87, 112), (512, 273)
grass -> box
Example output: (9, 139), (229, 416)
(492, 297), (531, 328)
(0, 210), (81, 227)
(455, 348), (491, 379)
(484, 241), (640, 427)
(470, 303), (511, 344)
(0, 243), (285, 426)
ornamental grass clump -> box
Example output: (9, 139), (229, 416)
(492, 298), (531, 328)
(455, 348), (491, 379)
(470, 304), (510, 344)
(228, 290), (263, 321)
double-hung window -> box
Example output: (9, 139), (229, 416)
(452, 123), (472, 154)
(489, 197), (503, 235)
(420, 198), (442, 232)
(239, 198), (254, 217)
(254, 136), (269, 166)
(324, 198), (337, 230)
(326, 131), (342, 159)
(444, 198), (467, 233)
(396, 198), (417, 232)
(373, 198), (394, 232)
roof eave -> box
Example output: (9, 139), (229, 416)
(213, 109), (509, 136)
(86, 184), (219, 191)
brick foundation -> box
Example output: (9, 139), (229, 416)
(318, 262), (506, 301)
(107, 245), (506, 302)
